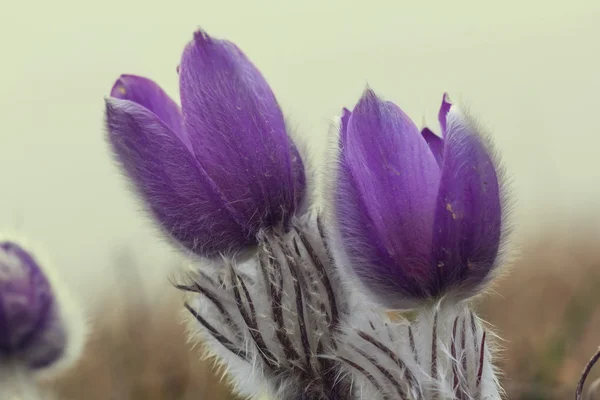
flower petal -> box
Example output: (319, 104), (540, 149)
(421, 127), (444, 167)
(110, 74), (187, 147)
(337, 89), (441, 305)
(105, 98), (253, 256)
(438, 93), (452, 137)
(431, 106), (502, 295)
(178, 30), (304, 231)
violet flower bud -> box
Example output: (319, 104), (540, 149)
(105, 30), (305, 257)
(335, 89), (505, 308)
(0, 241), (82, 373)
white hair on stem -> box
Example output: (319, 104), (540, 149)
(178, 214), (504, 400)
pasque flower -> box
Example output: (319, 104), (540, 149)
(0, 241), (66, 370)
(336, 90), (504, 308)
(105, 30), (305, 257)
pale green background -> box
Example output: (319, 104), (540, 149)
(1, 0), (599, 308)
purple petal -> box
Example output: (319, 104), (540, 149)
(337, 89), (441, 305)
(105, 98), (253, 256)
(431, 106), (502, 295)
(340, 107), (351, 140)
(178, 30), (304, 231)
(0, 241), (66, 369)
(110, 75), (187, 147)
(421, 127), (444, 167)
(438, 93), (452, 137)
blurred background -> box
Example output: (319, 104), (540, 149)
(1, 0), (600, 398)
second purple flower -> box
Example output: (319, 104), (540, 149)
(336, 90), (504, 308)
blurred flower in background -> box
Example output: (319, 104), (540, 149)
(0, 239), (85, 399)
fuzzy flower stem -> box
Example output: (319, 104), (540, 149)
(477, 332), (486, 388)
(350, 343), (410, 400)
(431, 310), (438, 387)
(183, 303), (248, 361)
(338, 356), (389, 400)
(181, 216), (354, 399)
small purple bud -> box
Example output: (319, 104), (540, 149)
(105, 29), (305, 258)
(0, 241), (66, 370)
(336, 90), (504, 308)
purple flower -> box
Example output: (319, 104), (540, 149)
(336, 90), (503, 308)
(105, 30), (305, 257)
(0, 241), (66, 370)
